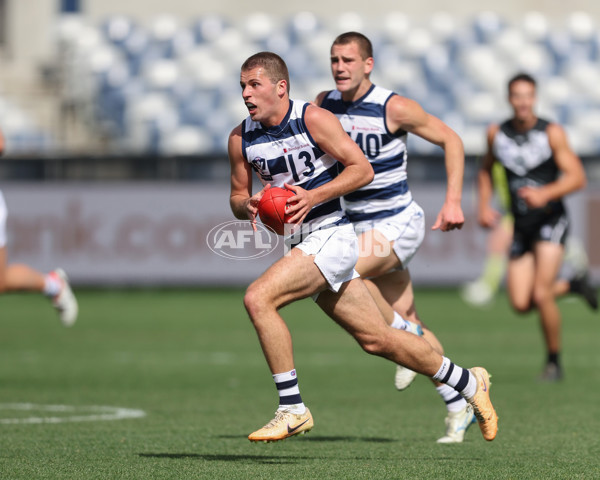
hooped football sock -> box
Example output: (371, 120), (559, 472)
(436, 384), (468, 413)
(273, 369), (306, 414)
(433, 357), (477, 400)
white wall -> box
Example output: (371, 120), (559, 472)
(82, 0), (600, 23)
(3, 0), (55, 72)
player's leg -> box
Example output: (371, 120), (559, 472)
(244, 248), (329, 374)
(532, 241), (565, 381)
(556, 237), (598, 310)
(0, 263), (45, 292)
(369, 271), (444, 354)
(506, 252), (536, 313)
(354, 205), (431, 385)
(317, 279), (440, 371)
(0, 245), (6, 291)
(0, 211), (47, 301)
(0, 262), (78, 326)
(369, 270), (475, 442)
(0, 191), (77, 325)
(246, 224), (363, 442)
(362, 278), (422, 336)
(317, 278), (498, 441)
(356, 230), (426, 390)
(244, 248), (330, 442)
(355, 208), (476, 441)
(461, 216), (513, 306)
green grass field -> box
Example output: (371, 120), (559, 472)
(0, 288), (598, 479)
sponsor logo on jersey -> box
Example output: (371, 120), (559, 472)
(283, 143), (310, 153)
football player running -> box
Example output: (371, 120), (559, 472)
(0, 128), (78, 326)
(228, 51), (497, 443)
(315, 32), (475, 443)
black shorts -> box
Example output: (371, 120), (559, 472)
(510, 213), (569, 258)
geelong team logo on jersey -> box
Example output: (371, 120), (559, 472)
(251, 157), (272, 181)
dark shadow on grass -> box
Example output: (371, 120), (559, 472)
(139, 453), (397, 463)
(215, 435), (396, 443)
(301, 436), (396, 443)
(138, 453), (311, 464)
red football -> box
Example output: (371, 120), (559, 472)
(257, 187), (295, 235)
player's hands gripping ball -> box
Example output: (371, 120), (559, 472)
(257, 187), (296, 235)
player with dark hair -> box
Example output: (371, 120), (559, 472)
(228, 51), (497, 443)
(315, 31), (477, 443)
(477, 72), (593, 381)
(0, 128), (78, 326)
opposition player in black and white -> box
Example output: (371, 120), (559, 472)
(478, 73), (593, 381)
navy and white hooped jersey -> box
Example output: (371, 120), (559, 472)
(242, 99), (346, 233)
(492, 118), (565, 226)
(320, 84), (411, 222)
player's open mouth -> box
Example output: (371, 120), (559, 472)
(246, 102), (257, 114)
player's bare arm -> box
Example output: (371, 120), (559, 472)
(477, 124), (501, 228)
(517, 123), (587, 208)
(284, 105), (374, 224)
(0, 128), (4, 156)
(387, 95), (465, 232)
(228, 124), (270, 225)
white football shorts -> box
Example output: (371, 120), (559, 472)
(0, 190), (7, 248)
(352, 200), (425, 269)
(292, 222), (359, 295)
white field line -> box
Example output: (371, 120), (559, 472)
(0, 403), (146, 424)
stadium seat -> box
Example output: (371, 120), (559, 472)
(193, 14), (229, 44)
(47, 12), (600, 156)
(102, 15), (135, 46)
(403, 28), (435, 59)
(160, 126), (214, 155)
(471, 11), (505, 44)
(287, 11), (321, 44)
(521, 11), (550, 42)
(566, 11), (595, 43)
(428, 12), (458, 44)
(240, 12), (276, 45)
(327, 11), (365, 34)
(381, 12), (412, 44)
(142, 59), (180, 90)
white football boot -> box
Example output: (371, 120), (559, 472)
(51, 268), (79, 327)
(437, 404), (477, 443)
(394, 320), (423, 390)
